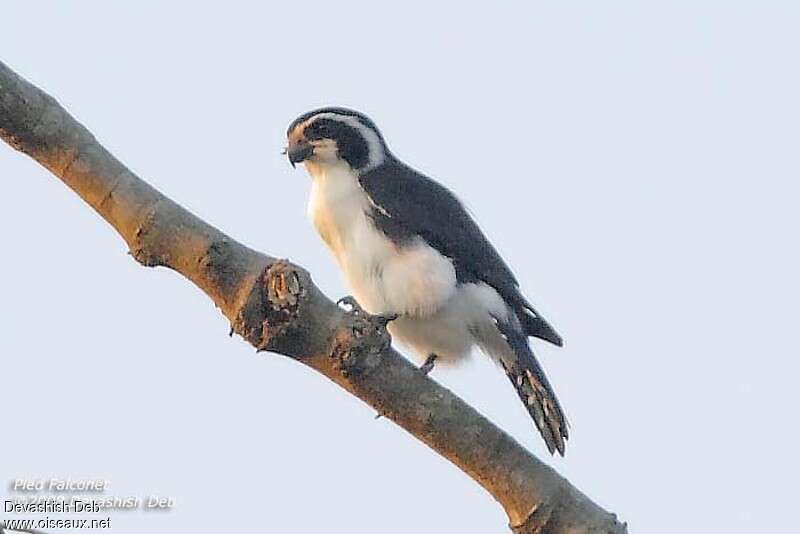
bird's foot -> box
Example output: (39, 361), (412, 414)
(336, 295), (399, 326)
(332, 299), (396, 379)
(420, 353), (438, 376)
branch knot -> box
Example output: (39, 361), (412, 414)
(241, 260), (306, 353)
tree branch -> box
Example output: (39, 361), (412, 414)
(0, 59), (626, 534)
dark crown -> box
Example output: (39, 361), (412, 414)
(288, 107), (387, 171)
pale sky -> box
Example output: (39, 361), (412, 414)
(1, 2), (798, 533)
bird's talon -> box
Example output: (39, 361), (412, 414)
(376, 312), (399, 326)
(420, 354), (438, 376)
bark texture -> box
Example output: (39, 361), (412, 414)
(0, 59), (626, 534)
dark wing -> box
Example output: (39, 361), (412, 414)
(359, 159), (563, 347)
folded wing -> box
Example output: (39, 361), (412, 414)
(359, 159), (563, 347)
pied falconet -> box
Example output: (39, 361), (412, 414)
(285, 108), (569, 455)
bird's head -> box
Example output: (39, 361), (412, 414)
(285, 107), (388, 174)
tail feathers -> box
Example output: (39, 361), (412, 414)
(496, 320), (569, 455)
(503, 359), (569, 455)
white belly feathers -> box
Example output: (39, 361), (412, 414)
(306, 161), (457, 318)
(305, 160), (515, 365)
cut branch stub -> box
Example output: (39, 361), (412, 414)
(261, 259), (305, 352)
(232, 259), (308, 354)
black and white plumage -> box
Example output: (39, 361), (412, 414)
(286, 108), (569, 455)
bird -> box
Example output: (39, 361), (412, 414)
(285, 107), (569, 455)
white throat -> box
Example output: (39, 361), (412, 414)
(304, 159), (368, 265)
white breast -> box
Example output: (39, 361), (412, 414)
(306, 161), (457, 317)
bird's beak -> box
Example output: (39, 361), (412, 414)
(285, 140), (314, 168)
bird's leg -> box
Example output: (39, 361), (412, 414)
(336, 295), (399, 326)
(420, 353), (438, 376)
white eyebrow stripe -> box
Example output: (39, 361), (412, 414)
(302, 112), (385, 172)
